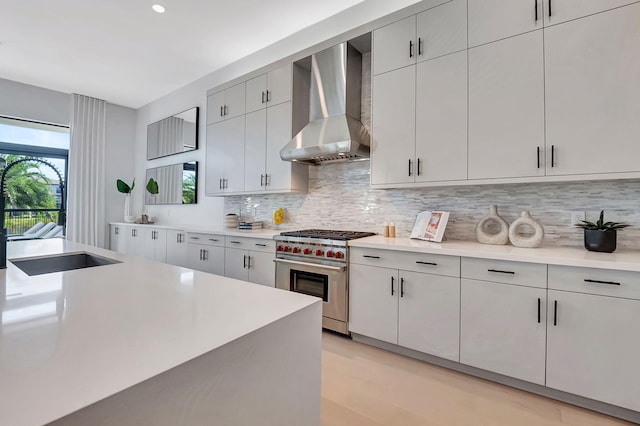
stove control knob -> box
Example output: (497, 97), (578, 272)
(283, 246), (290, 252)
(292, 247), (300, 254)
(276, 245), (284, 252)
(303, 248), (311, 255)
(326, 250), (335, 258)
(334, 251), (344, 259)
(315, 249), (324, 256)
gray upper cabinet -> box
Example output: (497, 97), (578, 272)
(416, 0), (467, 61)
(372, 15), (417, 76)
(245, 64), (292, 114)
(468, 0), (544, 48)
(544, 0), (639, 27)
(206, 82), (246, 125)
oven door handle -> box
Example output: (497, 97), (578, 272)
(273, 258), (346, 272)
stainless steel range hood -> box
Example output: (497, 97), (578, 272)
(280, 42), (370, 165)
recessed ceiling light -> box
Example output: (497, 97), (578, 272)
(152, 4), (166, 13)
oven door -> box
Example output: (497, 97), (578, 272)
(275, 258), (347, 322)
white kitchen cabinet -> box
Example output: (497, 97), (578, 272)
(416, 0), (467, 61)
(145, 228), (167, 263)
(187, 244), (224, 275)
(460, 279), (546, 385)
(166, 229), (188, 267)
(224, 237), (275, 286)
(415, 50), (467, 182)
(544, 0), (638, 26)
(371, 66), (416, 185)
(546, 290), (640, 412)
(397, 270), (460, 361)
(245, 64), (292, 114)
(205, 116), (245, 195)
(468, 0), (544, 48)
(206, 82), (246, 124)
(349, 263), (399, 344)
(468, 30), (545, 180)
(544, 3), (640, 176)
(109, 224), (127, 254)
(372, 15), (416, 75)
(243, 109), (268, 192)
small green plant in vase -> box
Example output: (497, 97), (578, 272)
(142, 178), (159, 224)
(116, 178), (135, 223)
(576, 210), (630, 253)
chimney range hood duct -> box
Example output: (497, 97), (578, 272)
(280, 42), (370, 165)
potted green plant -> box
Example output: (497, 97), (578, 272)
(576, 210), (630, 253)
(116, 178), (135, 223)
(142, 178), (159, 224)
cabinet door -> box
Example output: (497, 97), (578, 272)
(152, 229), (167, 263)
(244, 109), (267, 192)
(415, 51), (467, 182)
(166, 230), (188, 267)
(205, 122), (225, 195)
(468, 31), (545, 180)
(265, 102), (293, 191)
(248, 251), (275, 287)
(460, 279), (546, 385)
(204, 246), (225, 276)
(544, 0), (638, 26)
(224, 82), (246, 119)
(206, 91), (225, 124)
(371, 66), (416, 185)
(222, 116), (246, 193)
(398, 271), (460, 361)
(544, 4), (640, 176)
(468, 0), (543, 47)
(266, 64), (292, 106)
(225, 247), (249, 281)
(349, 264), (398, 344)
(416, 0), (467, 62)
(372, 15), (416, 75)
(546, 290), (640, 412)
(110, 225), (124, 253)
(245, 73), (267, 114)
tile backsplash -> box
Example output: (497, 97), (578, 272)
(225, 161), (640, 249)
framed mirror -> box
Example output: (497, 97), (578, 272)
(147, 107), (199, 160)
(145, 162), (198, 205)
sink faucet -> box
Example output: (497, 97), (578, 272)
(0, 157), (66, 269)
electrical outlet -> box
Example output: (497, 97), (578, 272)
(570, 211), (585, 226)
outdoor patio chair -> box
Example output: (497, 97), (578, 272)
(23, 221), (45, 235)
(42, 225), (63, 239)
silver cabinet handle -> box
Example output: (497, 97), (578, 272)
(273, 258), (345, 272)
(115, 227), (119, 235)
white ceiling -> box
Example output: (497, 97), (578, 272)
(1, 0), (365, 108)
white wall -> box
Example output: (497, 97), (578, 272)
(134, 0), (423, 227)
(0, 78), (136, 248)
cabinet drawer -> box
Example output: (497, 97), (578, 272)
(187, 233), (225, 247)
(225, 236), (275, 253)
(461, 257), (547, 288)
(548, 265), (640, 300)
(396, 252), (460, 277)
(350, 247), (407, 269)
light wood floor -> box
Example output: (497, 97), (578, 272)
(321, 332), (634, 426)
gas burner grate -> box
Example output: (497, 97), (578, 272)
(279, 229), (376, 241)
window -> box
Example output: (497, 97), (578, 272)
(0, 117), (69, 238)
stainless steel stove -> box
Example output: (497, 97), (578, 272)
(274, 229), (375, 334)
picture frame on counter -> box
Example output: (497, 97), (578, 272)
(410, 211), (450, 242)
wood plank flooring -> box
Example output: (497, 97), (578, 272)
(321, 332), (634, 426)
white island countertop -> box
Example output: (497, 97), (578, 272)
(0, 239), (319, 425)
(349, 236), (640, 272)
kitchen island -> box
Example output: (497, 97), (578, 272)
(0, 239), (321, 426)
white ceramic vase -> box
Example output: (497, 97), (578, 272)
(124, 194), (135, 223)
(476, 205), (510, 245)
(508, 211), (544, 248)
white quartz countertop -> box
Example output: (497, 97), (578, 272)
(110, 222), (281, 239)
(0, 239), (318, 425)
(349, 236), (640, 272)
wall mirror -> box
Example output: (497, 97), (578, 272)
(145, 162), (197, 205)
(147, 107), (199, 160)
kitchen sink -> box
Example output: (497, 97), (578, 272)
(10, 252), (121, 276)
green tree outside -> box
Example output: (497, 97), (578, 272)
(182, 172), (196, 204)
(1, 154), (56, 209)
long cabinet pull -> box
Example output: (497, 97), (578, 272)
(391, 276), (395, 296)
(363, 255), (380, 259)
(261, 91), (266, 104)
(199, 249), (203, 261)
(416, 261), (437, 266)
(537, 298), (541, 323)
(487, 269), (515, 275)
(548, 0), (552, 17)
(418, 37), (423, 56)
(255, 243), (267, 247)
(553, 300), (558, 326)
(409, 40), (414, 58)
(260, 174), (265, 187)
(203, 250), (208, 261)
(408, 159), (413, 177)
(115, 227), (119, 235)
(584, 279), (621, 286)
(417, 158), (422, 176)
(230, 240), (241, 244)
(243, 255), (247, 268)
(224, 105), (228, 116)
(534, 0), (538, 22)
(247, 256), (251, 269)
(266, 90), (271, 102)
(400, 277), (405, 298)
(220, 106), (224, 117)
(537, 146), (540, 168)
(209, 238), (219, 242)
(551, 145), (555, 167)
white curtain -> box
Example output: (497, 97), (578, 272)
(67, 94), (106, 247)
(157, 164), (183, 204)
